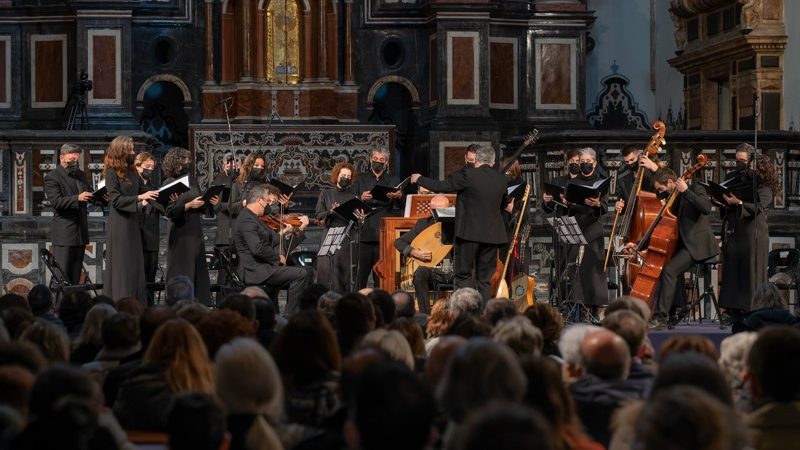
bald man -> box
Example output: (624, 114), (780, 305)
(394, 195), (453, 313)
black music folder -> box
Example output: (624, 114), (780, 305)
(431, 207), (456, 244)
(201, 184), (229, 203)
(157, 175), (191, 206)
(702, 177), (756, 204)
(370, 177), (409, 202)
(564, 177), (611, 205)
(543, 182), (564, 198)
(268, 178), (296, 196)
(332, 198), (374, 223)
(91, 179), (107, 203)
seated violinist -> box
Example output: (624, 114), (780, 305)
(623, 168), (718, 329)
(394, 195), (453, 314)
(234, 183), (313, 316)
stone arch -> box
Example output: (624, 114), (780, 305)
(366, 76), (420, 109)
(136, 74), (192, 105)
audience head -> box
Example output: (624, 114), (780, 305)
(427, 299), (455, 338)
(220, 294), (256, 322)
(167, 392), (228, 450)
(659, 334), (718, 363)
(346, 362), (436, 450)
(144, 318), (214, 394)
(19, 319), (70, 364)
(166, 275), (195, 306)
(492, 316), (544, 357)
(425, 335), (468, 387)
(483, 298), (517, 327)
(139, 306), (178, 350)
(101, 313), (140, 351)
(439, 338), (527, 423)
(391, 290), (415, 318)
(445, 314), (493, 339)
(74, 303), (116, 349)
(341, 347), (390, 402)
(602, 310), (646, 357)
(449, 288), (482, 317)
(335, 293), (375, 355)
(558, 324), (601, 379)
(1, 307), (34, 339)
(360, 329), (414, 370)
(718, 332), (757, 388)
(369, 289), (397, 326)
(751, 282), (787, 310)
(579, 329), (630, 380)
(197, 309), (255, 358)
(0, 293), (29, 315)
(746, 325), (800, 402)
(605, 295), (650, 321)
(0, 366), (35, 415)
(175, 301), (210, 325)
(523, 303), (565, 352)
(271, 310), (341, 389)
(241, 285), (271, 301)
(0, 341), (46, 375)
(387, 317), (426, 358)
(519, 355), (579, 433)
(634, 386), (747, 450)
(26, 285), (53, 316)
(652, 351), (733, 406)
(91, 295), (115, 307)
(298, 283), (328, 312)
(114, 297), (145, 319)
(28, 364), (102, 417)
(253, 299), (277, 331)
(458, 404), (555, 450)
(216, 338), (283, 418)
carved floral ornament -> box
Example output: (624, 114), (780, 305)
(669, 0), (762, 48)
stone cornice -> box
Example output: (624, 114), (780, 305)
(670, 0), (731, 18)
(669, 34), (787, 73)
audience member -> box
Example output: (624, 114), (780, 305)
(445, 314), (492, 339)
(113, 318), (214, 431)
(19, 319), (70, 364)
(27, 285), (64, 329)
(82, 312), (141, 385)
(558, 324), (601, 381)
(220, 293), (257, 324)
(360, 329), (415, 370)
(369, 289), (397, 327)
(115, 297), (145, 319)
(253, 298), (278, 349)
(448, 288), (481, 317)
(58, 289), (93, 339)
(425, 299), (455, 354)
(483, 298), (518, 326)
(270, 310), (342, 426)
(1, 307), (34, 340)
(0, 366), (34, 416)
(658, 334), (718, 363)
(167, 392), (229, 450)
(197, 309), (256, 358)
(457, 404), (556, 450)
(298, 283), (328, 312)
(334, 293), (375, 357)
(215, 338), (284, 450)
(718, 331), (758, 411)
(425, 335), (468, 388)
(492, 316), (544, 357)
(524, 303), (565, 357)
(391, 290), (415, 319)
(0, 293), (29, 314)
(387, 317), (426, 363)
(0, 341), (46, 375)
(602, 310), (654, 392)
(742, 282), (797, 331)
(746, 326), (800, 449)
(346, 362), (436, 450)
(318, 290), (341, 324)
(175, 301), (210, 325)
(71, 303), (117, 364)
(166, 275), (195, 306)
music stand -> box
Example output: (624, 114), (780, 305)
(318, 224), (353, 257)
(546, 216), (591, 323)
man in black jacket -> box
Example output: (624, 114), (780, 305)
(412, 145), (510, 304)
(234, 183), (312, 315)
(646, 167), (719, 328)
(394, 195), (452, 313)
(43, 143), (93, 284)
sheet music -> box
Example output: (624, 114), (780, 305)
(159, 175), (190, 192)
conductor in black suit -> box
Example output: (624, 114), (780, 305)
(234, 183), (313, 315)
(44, 143), (93, 285)
(411, 144), (511, 304)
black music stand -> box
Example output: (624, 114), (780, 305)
(318, 223), (354, 289)
(546, 216), (591, 323)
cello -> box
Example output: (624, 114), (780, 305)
(603, 120), (666, 273)
(627, 154), (708, 303)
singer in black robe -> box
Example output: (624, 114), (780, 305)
(314, 163), (357, 293)
(229, 153), (267, 220)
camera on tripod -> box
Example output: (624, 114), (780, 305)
(64, 69), (93, 130)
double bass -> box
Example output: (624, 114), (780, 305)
(627, 154), (708, 303)
(603, 120), (666, 274)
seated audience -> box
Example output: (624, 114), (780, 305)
(0, 366), (34, 416)
(71, 303), (116, 364)
(114, 297), (145, 319)
(167, 392), (229, 450)
(19, 319), (70, 364)
(557, 324), (601, 381)
(26, 285), (64, 330)
(425, 300), (456, 354)
(746, 326), (800, 449)
(197, 309), (256, 358)
(742, 282), (797, 331)
(524, 303), (565, 357)
(368, 289), (396, 327)
(58, 289), (93, 339)
(425, 335), (468, 388)
(391, 290), (416, 319)
(387, 317), (426, 367)
(444, 314), (492, 339)
(165, 275), (195, 306)
(718, 331), (758, 411)
(602, 310), (654, 393)
(457, 404), (555, 450)
(658, 334), (718, 363)
(492, 316), (544, 357)
(448, 288), (481, 318)
(82, 312), (141, 386)
(482, 298), (518, 327)
(298, 283), (328, 312)
(360, 329), (415, 370)
(1, 308), (33, 340)
(335, 293), (375, 357)
(253, 298), (278, 349)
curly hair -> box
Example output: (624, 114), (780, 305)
(236, 152), (266, 185)
(330, 162), (356, 184)
(162, 147), (192, 180)
(103, 135), (134, 181)
(755, 155), (780, 194)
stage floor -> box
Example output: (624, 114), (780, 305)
(648, 320), (731, 359)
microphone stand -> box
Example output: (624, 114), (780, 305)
(751, 92), (760, 317)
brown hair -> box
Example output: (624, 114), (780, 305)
(502, 159), (522, 181)
(134, 152), (154, 168)
(330, 162), (356, 184)
(162, 147), (192, 180)
(387, 317), (426, 358)
(523, 303), (565, 347)
(236, 152), (266, 185)
(427, 300), (455, 339)
(270, 310), (341, 390)
(659, 335), (718, 363)
(143, 319), (214, 394)
(756, 155), (780, 194)
(103, 135), (134, 181)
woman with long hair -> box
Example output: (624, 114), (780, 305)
(162, 147), (217, 305)
(113, 318), (214, 431)
(70, 303), (117, 364)
(718, 144), (779, 323)
(103, 136), (158, 303)
(134, 152), (161, 297)
(229, 152), (267, 219)
(314, 162), (357, 292)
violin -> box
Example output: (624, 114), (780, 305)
(259, 213), (313, 235)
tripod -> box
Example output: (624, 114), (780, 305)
(65, 93), (88, 130)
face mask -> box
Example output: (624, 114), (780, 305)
(338, 177), (351, 189)
(465, 162), (475, 169)
(627, 162), (638, 172)
(65, 161), (79, 172)
(371, 161), (386, 173)
(736, 160), (748, 171)
(268, 202), (280, 214)
(580, 162), (594, 175)
(141, 168), (153, 179)
(250, 168), (264, 180)
(657, 190), (670, 200)
(568, 163), (581, 175)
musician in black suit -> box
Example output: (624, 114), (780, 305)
(638, 168), (719, 329)
(134, 152), (161, 290)
(614, 144), (659, 214)
(412, 145), (510, 304)
(352, 148), (403, 289)
(394, 195), (453, 313)
(43, 143), (93, 285)
(234, 183), (313, 315)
